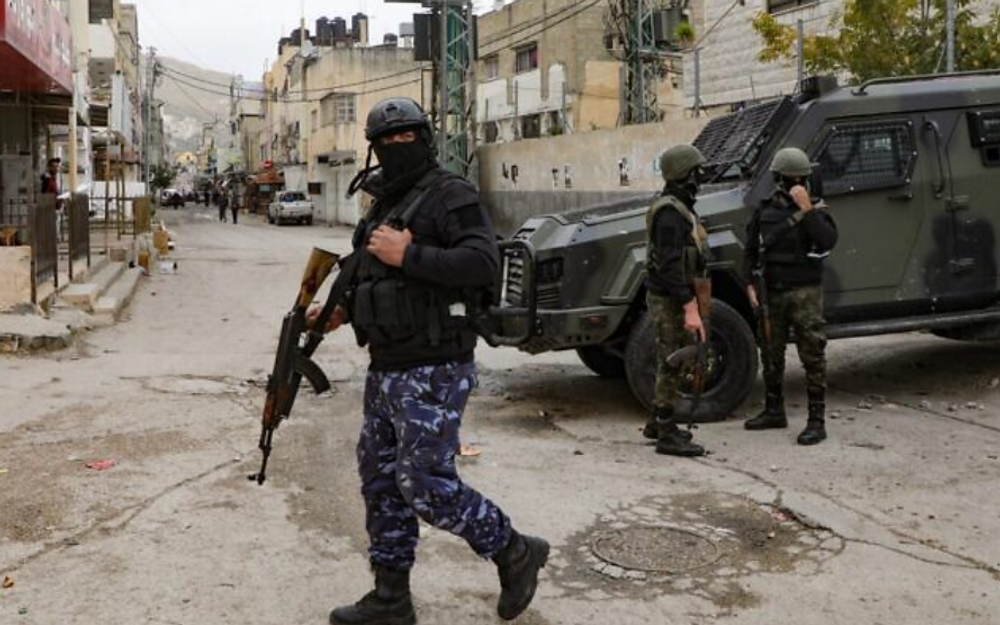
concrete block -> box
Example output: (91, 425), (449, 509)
(61, 283), (101, 310)
(0, 247), (33, 311)
(0, 313), (72, 352)
(93, 267), (143, 321)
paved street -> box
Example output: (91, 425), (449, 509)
(2, 209), (999, 625)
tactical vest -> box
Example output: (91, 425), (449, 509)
(350, 170), (478, 362)
(758, 193), (824, 289)
(646, 194), (708, 284)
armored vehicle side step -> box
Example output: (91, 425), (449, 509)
(828, 307), (1000, 340)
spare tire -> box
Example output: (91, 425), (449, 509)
(624, 299), (757, 423)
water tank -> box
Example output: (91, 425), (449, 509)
(332, 17), (348, 39)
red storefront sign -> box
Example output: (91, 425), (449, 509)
(0, 0), (73, 94)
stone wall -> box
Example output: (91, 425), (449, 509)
(477, 117), (706, 235)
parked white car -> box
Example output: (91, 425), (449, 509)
(268, 191), (315, 226)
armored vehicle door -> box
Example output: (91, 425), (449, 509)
(917, 108), (1000, 303)
(810, 118), (922, 302)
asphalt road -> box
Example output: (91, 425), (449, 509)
(1, 207), (998, 624)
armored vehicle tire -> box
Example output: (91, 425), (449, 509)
(624, 300), (757, 423)
(577, 345), (627, 378)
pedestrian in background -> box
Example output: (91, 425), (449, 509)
(218, 191), (228, 223)
(230, 190), (239, 224)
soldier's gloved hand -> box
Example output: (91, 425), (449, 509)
(790, 185), (814, 212)
(683, 300), (707, 343)
(368, 225), (413, 268)
(306, 305), (347, 334)
(747, 285), (759, 309)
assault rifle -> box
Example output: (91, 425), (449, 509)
(667, 277), (713, 417)
(250, 247), (357, 485)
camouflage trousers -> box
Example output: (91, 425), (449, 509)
(358, 361), (512, 571)
(758, 284), (827, 397)
(647, 292), (694, 412)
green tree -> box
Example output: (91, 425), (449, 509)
(150, 163), (179, 193)
(752, 0), (1000, 83)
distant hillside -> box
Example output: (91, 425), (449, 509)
(153, 57), (262, 160)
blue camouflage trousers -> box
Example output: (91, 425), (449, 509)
(358, 361), (513, 571)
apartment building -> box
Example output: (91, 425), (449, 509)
(259, 23), (426, 225)
(684, 0), (1000, 110)
(475, 0), (693, 145)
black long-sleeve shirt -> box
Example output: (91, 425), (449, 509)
(402, 177), (499, 288)
(744, 191), (838, 289)
(646, 186), (701, 305)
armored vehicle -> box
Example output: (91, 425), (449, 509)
(487, 71), (1000, 421)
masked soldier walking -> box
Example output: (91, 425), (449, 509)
(642, 144), (711, 457)
(316, 98), (549, 625)
(744, 148), (838, 445)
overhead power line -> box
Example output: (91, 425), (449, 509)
(160, 71), (423, 103)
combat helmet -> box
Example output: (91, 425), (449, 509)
(660, 144), (706, 182)
(365, 97), (434, 145)
(770, 147), (813, 178)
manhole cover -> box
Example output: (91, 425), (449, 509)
(591, 526), (721, 574)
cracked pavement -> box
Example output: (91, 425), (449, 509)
(1, 208), (999, 624)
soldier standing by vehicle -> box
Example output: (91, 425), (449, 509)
(744, 148), (838, 445)
(314, 98), (548, 625)
(642, 144), (711, 457)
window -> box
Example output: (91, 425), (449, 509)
(515, 44), (538, 74)
(484, 55), (500, 80)
(768, 0), (818, 12)
(311, 110), (319, 132)
(483, 122), (499, 144)
(521, 114), (542, 139)
(335, 93), (356, 123)
(815, 121), (916, 196)
(322, 93), (356, 125)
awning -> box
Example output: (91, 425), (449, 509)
(0, 0), (73, 95)
(317, 150), (357, 167)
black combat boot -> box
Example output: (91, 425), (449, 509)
(494, 530), (550, 621)
(643, 408), (693, 442)
(655, 409), (705, 457)
(797, 396), (827, 446)
(329, 565), (416, 625)
(744, 389), (788, 430)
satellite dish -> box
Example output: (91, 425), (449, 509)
(302, 39), (315, 58)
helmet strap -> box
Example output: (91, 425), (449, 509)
(347, 144), (378, 198)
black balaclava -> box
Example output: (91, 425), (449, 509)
(373, 137), (434, 183)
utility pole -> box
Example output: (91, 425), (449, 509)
(143, 47), (157, 188)
(617, 0), (658, 125)
(390, 0), (475, 177)
(946, 0), (956, 72)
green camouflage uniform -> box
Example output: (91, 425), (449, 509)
(646, 190), (707, 413)
(757, 285), (826, 397)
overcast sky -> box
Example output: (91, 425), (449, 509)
(133, 0), (498, 79)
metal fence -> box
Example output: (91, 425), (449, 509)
(30, 195), (59, 297)
(68, 194), (91, 280)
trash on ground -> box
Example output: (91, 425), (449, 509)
(458, 444), (482, 457)
(85, 459), (117, 471)
(0, 468), (8, 475)
(2, 576), (13, 589)
(158, 261), (178, 275)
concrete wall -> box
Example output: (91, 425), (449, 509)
(0, 247), (33, 311)
(478, 117), (706, 235)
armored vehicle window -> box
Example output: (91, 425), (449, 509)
(815, 122), (915, 196)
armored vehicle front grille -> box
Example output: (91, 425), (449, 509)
(504, 255), (526, 307)
(536, 285), (562, 309)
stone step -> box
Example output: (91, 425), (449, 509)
(60, 261), (125, 312)
(93, 267), (143, 322)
